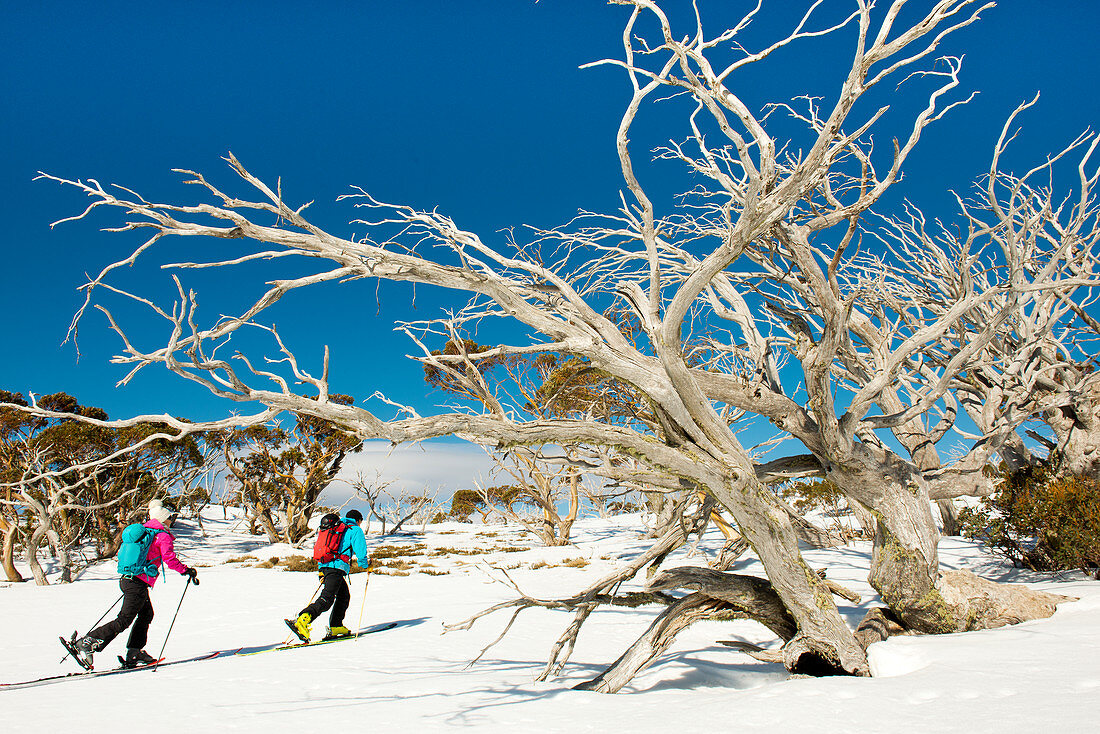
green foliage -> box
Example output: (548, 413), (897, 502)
(448, 486), (528, 522)
(780, 479), (844, 514)
(215, 394), (363, 543)
(531, 355), (652, 426)
(1, 388), (213, 583)
(960, 456), (1100, 576)
(422, 339), (521, 403)
(448, 489), (480, 522)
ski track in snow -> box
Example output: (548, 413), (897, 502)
(1, 507), (1096, 733)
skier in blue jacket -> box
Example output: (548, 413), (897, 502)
(288, 509), (369, 641)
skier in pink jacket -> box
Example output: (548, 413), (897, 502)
(71, 499), (199, 668)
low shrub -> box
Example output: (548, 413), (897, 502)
(960, 458), (1100, 577)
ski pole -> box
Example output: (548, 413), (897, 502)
(355, 565), (371, 638)
(153, 580), (192, 671)
(59, 593), (124, 665)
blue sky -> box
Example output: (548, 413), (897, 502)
(2, 1), (1099, 438)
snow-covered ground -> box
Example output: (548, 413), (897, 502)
(1, 507), (1096, 733)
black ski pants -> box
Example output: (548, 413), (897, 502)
(89, 577), (155, 650)
(300, 569), (350, 627)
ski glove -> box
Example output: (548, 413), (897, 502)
(185, 566), (200, 585)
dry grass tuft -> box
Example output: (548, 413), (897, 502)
(375, 568), (411, 576)
(371, 544), (428, 560)
(431, 547), (486, 556)
(226, 555), (258, 564)
(281, 555), (319, 573)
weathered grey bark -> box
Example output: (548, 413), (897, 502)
(576, 567), (799, 693)
(51, 527), (73, 584)
(1044, 384), (1100, 477)
(831, 446), (1077, 634)
(847, 499), (876, 537)
(935, 570), (1077, 631)
(853, 607), (908, 649)
(644, 490), (680, 540)
(1, 519), (24, 582)
(647, 567), (798, 640)
(713, 536), (748, 571)
(828, 449), (951, 632)
(574, 594), (733, 693)
(24, 524), (48, 586)
(778, 497), (843, 548)
(881, 396), (963, 535)
(936, 499), (961, 536)
(708, 475), (869, 675)
(876, 377), (965, 538)
(577, 564), (867, 692)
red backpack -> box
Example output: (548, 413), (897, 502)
(312, 513), (350, 564)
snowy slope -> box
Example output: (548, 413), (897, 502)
(1, 507), (1096, 733)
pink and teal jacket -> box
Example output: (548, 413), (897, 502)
(136, 519), (188, 587)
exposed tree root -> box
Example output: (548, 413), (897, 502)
(853, 607), (909, 649)
(936, 569), (1078, 632)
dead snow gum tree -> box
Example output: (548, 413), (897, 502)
(30, 0), (1094, 678)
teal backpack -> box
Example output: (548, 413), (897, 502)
(116, 523), (164, 577)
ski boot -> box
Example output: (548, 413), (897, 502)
(120, 648), (158, 668)
(322, 625), (352, 641)
(285, 612), (311, 643)
(65, 632), (103, 670)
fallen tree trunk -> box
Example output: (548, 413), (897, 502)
(574, 593), (733, 693)
(576, 566), (839, 693)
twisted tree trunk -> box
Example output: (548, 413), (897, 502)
(832, 447), (1072, 634)
(710, 476), (869, 676)
(1, 518), (24, 582)
(24, 523), (48, 586)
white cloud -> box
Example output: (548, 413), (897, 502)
(321, 439), (498, 506)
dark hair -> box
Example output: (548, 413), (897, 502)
(345, 509), (364, 523)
